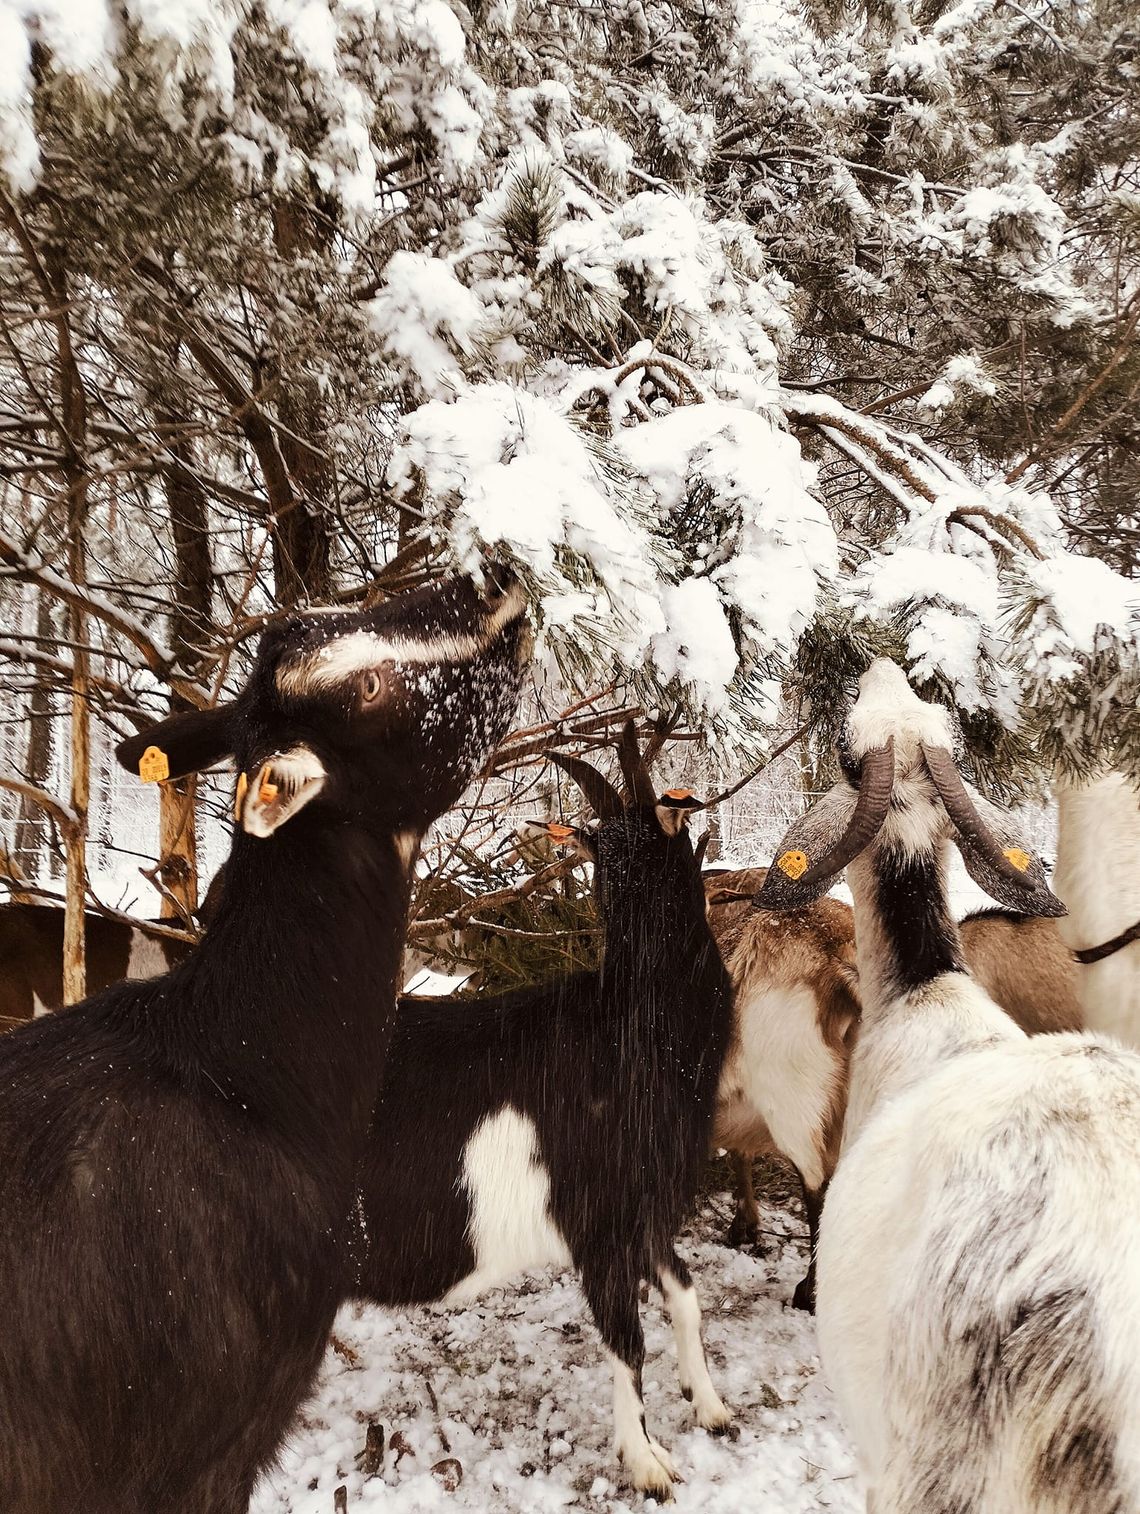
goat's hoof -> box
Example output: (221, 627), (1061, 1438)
(791, 1276), (816, 1313)
(699, 1404), (734, 1437)
(618, 1438), (676, 1501)
(725, 1214), (763, 1250)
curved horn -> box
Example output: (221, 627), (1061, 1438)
(693, 832), (710, 869)
(799, 739), (895, 885)
(617, 719), (657, 809)
(548, 750), (624, 820)
(921, 744), (1034, 887)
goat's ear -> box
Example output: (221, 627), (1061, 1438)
(753, 784), (858, 910)
(655, 788), (701, 838)
(117, 704), (237, 782)
(518, 820), (597, 862)
(238, 746), (328, 838)
(949, 781), (1066, 918)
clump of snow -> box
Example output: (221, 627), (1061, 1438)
(370, 253), (486, 398)
(652, 580), (739, 715)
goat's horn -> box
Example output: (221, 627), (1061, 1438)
(921, 744), (1033, 886)
(799, 739), (895, 885)
(617, 719), (657, 809)
(548, 750), (624, 820)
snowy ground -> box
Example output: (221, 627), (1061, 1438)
(252, 1166), (861, 1514)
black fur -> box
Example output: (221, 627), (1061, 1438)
(873, 847), (966, 993)
(350, 789), (733, 1430)
(0, 574), (527, 1514)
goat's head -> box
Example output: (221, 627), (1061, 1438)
(754, 658), (1065, 918)
(534, 720), (704, 922)
(117, 569), (531, 842)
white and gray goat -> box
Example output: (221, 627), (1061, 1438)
(754, 659), (1140, 1514)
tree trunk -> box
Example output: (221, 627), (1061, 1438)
(15, 589), (58, 881)
(158, 418), (213, 919)
(270, 196), (333, 606)
(49, 244), (89, 1006)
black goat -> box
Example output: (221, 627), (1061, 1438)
(350, 725), (734, 1500)
(0, 572), (529, 1514)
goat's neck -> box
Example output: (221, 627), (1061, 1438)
(1053, 770), (1140, 1048)
(843, 845), (1015, 1145)
(169, 817), (414, 1155)
(601, 876), (717, 1029)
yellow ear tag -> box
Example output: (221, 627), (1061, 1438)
(233, 772), (248, 820)
(777, 849), (809, 880)
(138, 745), (170, 783)
(258, 773), (280, 806)
(1003, 847), (1031, 872)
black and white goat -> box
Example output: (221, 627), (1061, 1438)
(350, 725), (734, 1500)
(0, 572), (529, 1514)
(755, 659), (1140, 1513)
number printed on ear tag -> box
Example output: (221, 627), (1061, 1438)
(777, 849), (809, 880)
(138, 746), (170, 783)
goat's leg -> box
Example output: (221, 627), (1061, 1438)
(658, 1250), (732, 1435)
(725, 1151), (763, 1247)
(791, 1176), (826, 1313)
(581, 1262), (675, 1501)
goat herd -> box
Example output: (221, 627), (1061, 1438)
(0, 572), (1138, 1514)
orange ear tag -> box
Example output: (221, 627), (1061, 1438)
(547, 823), (575, 843)
(1003, 847), (1031, 872)
(777, 849), (809, 880)
(664, 788), (694, 801)
(233, 772), (248, 820)
(138, 746), (170, 783)
(258, 773), (280, 805)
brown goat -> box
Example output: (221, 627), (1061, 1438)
(708, 877), (1083, 1310)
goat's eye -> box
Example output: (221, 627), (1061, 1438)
(360, 669), (383, 704)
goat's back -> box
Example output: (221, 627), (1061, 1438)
(960, 909), (1083, 1034)
(818, 1031), (1140, 1512)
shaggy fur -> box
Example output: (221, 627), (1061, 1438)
(0, 573), (528, 1514)
(350, 739), (734, 1500)
(756, 659), (1140, 1513)
(710, 887), (1078, 1310)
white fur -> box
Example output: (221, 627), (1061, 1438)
(444, 1107), (572, 1304)
(815, 661), (1140, 1511)
(1054, 770), (1140, 1048)
(719, 983), (841, 1190)
(277, 585), (527, 695)
(241, 747), (327, 838)
(611, 1355), (676, 1499)
(126, 930), (171, 981)
(659, 1269), (731, 1433)
(845, 659), (953, 764)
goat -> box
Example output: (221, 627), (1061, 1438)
(711, 886), (1082, 1310)
(754, 658), (1140, 1513)
(0, 571), (529, 1514)
(1054, 768), (1140, 1047)
(349, 724), (734, 1501)
(0, 901), (193, 1031)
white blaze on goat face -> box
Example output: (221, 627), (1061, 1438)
(276, 582), (529, 697)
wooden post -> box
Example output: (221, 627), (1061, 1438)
(158, 777), (198, 920)
(62, 531), (88, 1005)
